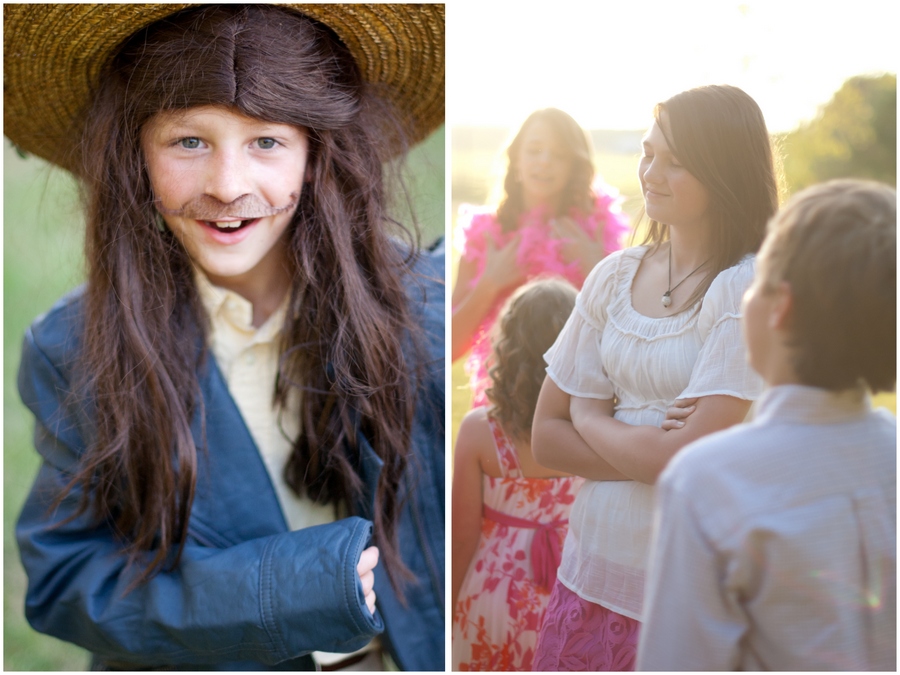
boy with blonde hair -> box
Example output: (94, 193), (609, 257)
(638, 179), (896, 671)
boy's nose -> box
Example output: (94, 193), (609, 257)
(203, 151), (253, 205)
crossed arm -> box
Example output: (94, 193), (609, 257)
(532, 379), (629, 482)
(533, 378), (751, 484)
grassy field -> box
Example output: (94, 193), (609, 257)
(2, 127), (443, 671)
(4, 144), (92, 670)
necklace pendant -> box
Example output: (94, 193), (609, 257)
(661, 292), (672, 308)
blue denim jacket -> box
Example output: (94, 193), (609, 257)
(15, 249), (445, 671)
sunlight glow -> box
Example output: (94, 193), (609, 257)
(448, 0), (898, 131)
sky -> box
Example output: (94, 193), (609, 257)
(447, 0), (898, 132)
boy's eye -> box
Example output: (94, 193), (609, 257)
(179, 137), (201, 149)
(257, 138), (277, 149)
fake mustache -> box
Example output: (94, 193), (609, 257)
(155, 192), (300, 220)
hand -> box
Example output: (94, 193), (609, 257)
(661, 398), (698, 430)
(357, 546), (379, 616)
(480, 235), (526, 294)
(551, 217), (604, 274)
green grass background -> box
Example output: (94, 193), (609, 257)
(3, 127), (444, 671)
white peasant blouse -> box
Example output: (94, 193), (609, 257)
(544, 245), (764, 621)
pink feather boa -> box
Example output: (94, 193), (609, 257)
(457, 181), (630, 407)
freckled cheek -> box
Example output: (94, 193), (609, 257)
(146, 157), (194, 203)
(262, 165), (306, 204)
(278, 168), (307, 196)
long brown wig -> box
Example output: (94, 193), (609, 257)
(640, 85), (779, 308)
(64, 5), (422, 591)
(496, 108), (595, 233)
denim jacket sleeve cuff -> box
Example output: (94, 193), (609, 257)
(259, 518), (384, 662)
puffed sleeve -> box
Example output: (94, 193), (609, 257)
(679, 257), (764, 400)
(543, 250), (623, 399)
(15, 301), (383, 667)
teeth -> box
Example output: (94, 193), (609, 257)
(209, 221), (243, 228)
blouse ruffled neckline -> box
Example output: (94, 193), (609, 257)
(604, 247), (704, 341)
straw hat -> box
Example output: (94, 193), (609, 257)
(3, 3), (445, 171)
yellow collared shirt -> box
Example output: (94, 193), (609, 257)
(195, 271), (335, 531)
(196, 272), (381, 667)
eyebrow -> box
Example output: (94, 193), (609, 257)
(250, 121), (294, 132)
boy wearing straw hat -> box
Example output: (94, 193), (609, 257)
(7, 4), (445, 671)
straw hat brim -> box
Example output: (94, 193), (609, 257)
(3, 3), (445, 171)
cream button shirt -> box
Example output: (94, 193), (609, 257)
(195, 271), (334, 531)
(195, 272), (379, 668)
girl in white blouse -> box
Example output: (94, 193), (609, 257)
(530, 85), (779, 671)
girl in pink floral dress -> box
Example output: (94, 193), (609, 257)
(451, 108), (629, 408)
(452, 279), (583, 671)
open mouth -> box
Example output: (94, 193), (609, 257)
(202, 219), (258, 233)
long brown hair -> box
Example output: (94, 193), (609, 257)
(65, 5), (422, 590)
(641, 85), (779, 307)
(485, 279), (577, 441)
(496, 108), (595, 233)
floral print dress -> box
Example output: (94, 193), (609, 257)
(452, 414), (583, 671)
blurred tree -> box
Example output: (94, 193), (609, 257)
(782, 74), (896, 192)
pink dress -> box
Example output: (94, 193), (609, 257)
(452, 414), (584, 671)
(458, 187), (629, 408)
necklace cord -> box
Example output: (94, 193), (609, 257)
(663, 245), (710, 306)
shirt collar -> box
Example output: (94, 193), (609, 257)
(753, 384), (871, 426)
(194, 268), (288, 343)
